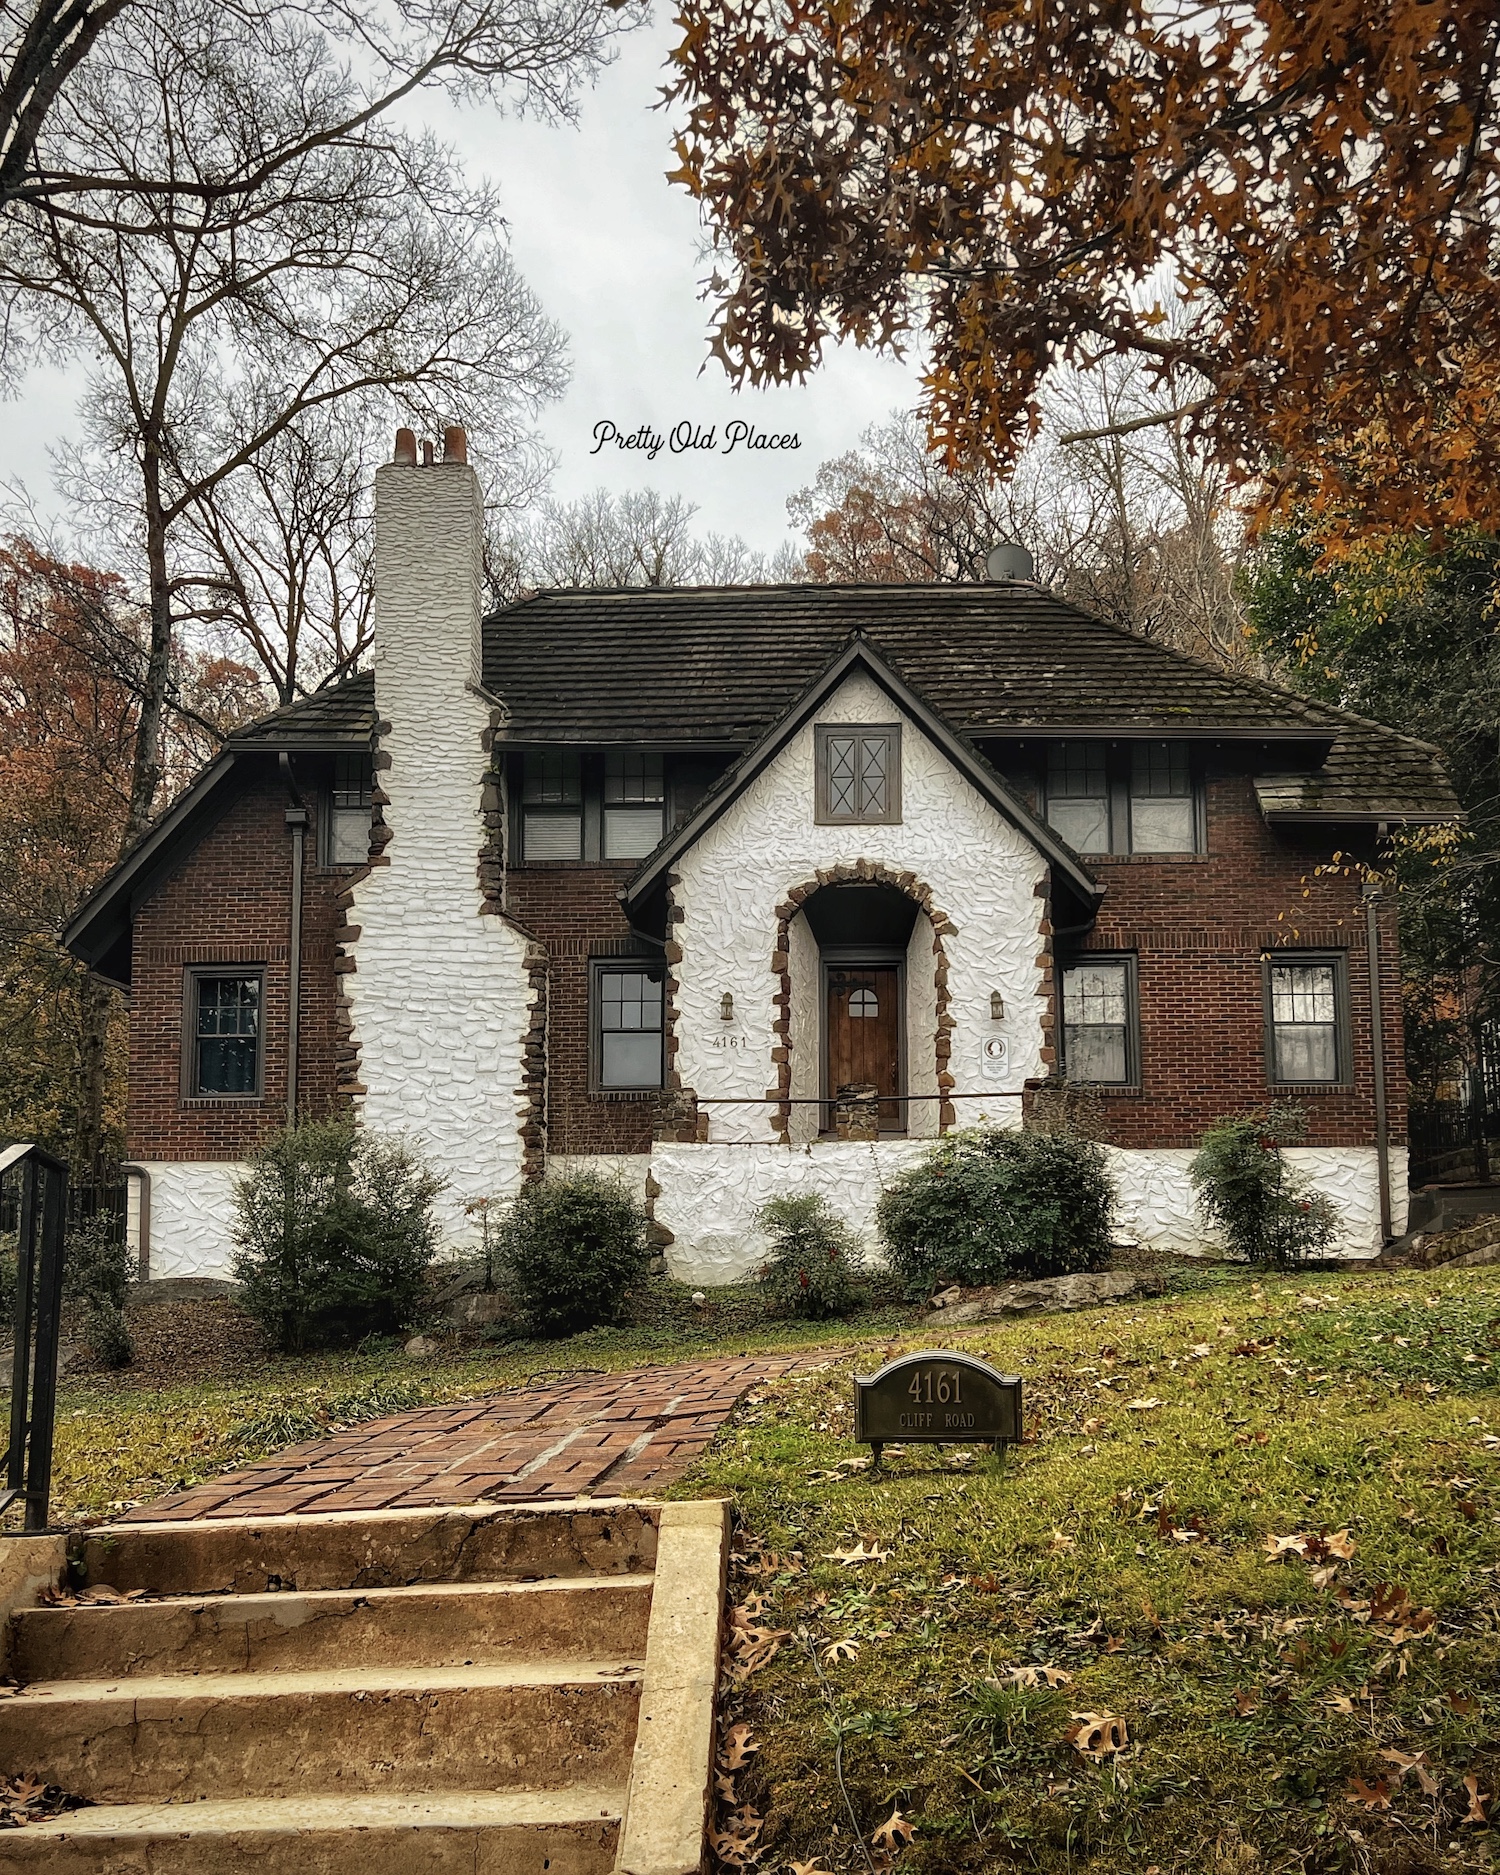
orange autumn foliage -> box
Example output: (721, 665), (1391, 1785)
(666, 0), (1500, 534)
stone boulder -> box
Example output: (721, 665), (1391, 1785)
(930, 1269), (1163, 1323)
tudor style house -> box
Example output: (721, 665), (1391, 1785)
(65, 429), (1457, 1282)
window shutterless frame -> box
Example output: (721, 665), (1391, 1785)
(1041, 740), (1205, 856)
(180, 966), (266, 1101)
(814, 724), (902, 825)
(589, 958), (667, 1093)
(1262, 951), (1351, 1087)
(1057, 952), (1141, 1089)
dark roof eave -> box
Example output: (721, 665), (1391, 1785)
(62, 752), (243, 976)
(622, 638), (1102, 914)
(1260, 808), (1460, 826)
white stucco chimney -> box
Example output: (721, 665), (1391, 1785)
(346, 427), (536, 1251)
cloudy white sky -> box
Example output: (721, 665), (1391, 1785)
(4, 9), (925, 561)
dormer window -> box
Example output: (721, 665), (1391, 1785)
(815, 724), (901, 825)
(604, 752), (665, 859)
(522, 751), (583, 859)
(1044, 740), (1201, 855)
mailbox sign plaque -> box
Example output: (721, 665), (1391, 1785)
(854, 1351), (1022, 1461)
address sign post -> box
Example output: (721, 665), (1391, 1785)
(854, 1350), (1022, 1464)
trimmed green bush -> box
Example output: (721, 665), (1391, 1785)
(232, 1118), (442, 1350)
(497, 1171), (650, 1336)
(755, 1193), (866, 1319)
(875, 1124), (1115, 1296)
(64, 1214), (134, 1368)
(1190, 1102), (1340, 1268)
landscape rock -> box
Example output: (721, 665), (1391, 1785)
(403, 1335), (440, 1357)
(930, 1270), (1163, 1323)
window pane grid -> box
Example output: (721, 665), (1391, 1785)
(596, 966), (664, 1089)
(819, 728), (895, 822)
(331, 753), (373, 810)
(195, 976), (260, 1096)
(522, 751), (582, 805)
(1269, 960), (1340, 1082)
(604, 752), (664, 804)
(1061, 961), (1131, 1085)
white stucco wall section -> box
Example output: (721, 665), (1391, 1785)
(786, 910), (820, 1145)
(671, 670), (1049, 1144)
(345, 461), (534, 1253)
(905, 908), (940, 1138)
(134, 1161), (246, 1279)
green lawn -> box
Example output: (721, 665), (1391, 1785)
(674, 1264), (1500, 1875)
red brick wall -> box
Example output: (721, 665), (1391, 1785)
(505, 864), (658, 1157)
(126, 765), (348, 1161)
(1069, 770), (1405, 1149)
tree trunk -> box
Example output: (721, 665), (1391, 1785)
(73, 967), (117, 1179)
(125, 446), (175, 845)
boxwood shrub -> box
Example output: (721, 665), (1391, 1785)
(875, 1125), (1115, 1296)
(756, 1193), (866, 1319)
(498, 1170), (650, 1335)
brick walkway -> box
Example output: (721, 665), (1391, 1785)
(120, 1355), (804, 1522)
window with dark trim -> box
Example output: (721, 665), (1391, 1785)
(591, 960), (666, 1091)
(183, 969), (264, 1099)
(326, 752), (373, 866)
(522, 751), (583, 859)
(1044, 740), (1203, 855)
(1264, 953), (1348, 1085)
(604, 752), (665, 859)
(815, 724), (901, 824)
(1060, 955), (1139, 1087)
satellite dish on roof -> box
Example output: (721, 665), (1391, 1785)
(985, 541), (1035, 583)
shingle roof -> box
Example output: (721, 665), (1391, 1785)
(481, 581), (1341, 742)
(225, 582), (1458, 822)
(1254, 716), (1455, 823)
(231, 670), (375, 745)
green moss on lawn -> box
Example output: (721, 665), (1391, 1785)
(674, 1265), (1500, 1874)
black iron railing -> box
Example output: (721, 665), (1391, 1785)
(1, 1143), (68, 1532)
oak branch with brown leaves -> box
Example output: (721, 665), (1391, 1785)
(665, 0), (1500, 533)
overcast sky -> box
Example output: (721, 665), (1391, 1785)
(4, 9), (924, 562)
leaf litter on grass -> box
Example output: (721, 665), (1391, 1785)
(674, 1261), (1500, 1874)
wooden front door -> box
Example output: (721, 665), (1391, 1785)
(826, 965), (903, 1132)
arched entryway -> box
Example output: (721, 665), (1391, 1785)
(773, 872), (955, 1144)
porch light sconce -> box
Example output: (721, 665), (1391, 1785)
(990, 991), (1005, 1021)
(721, 992), (735, 1022)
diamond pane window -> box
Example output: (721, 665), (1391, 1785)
(1129, 741), (1195, 853)
(1268, 959), (1342, 1083)
(604, 752), (665, 859)
(1046, 743), (1109, 854)
(523, 751), (583, 860)
(1061, 959), (1134, 1085)
(194, 976), (261, 1095)
(595, 964), (665, 1088)
(816, 726), (900, 823)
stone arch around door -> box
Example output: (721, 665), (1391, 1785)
(770, 863), (959, 1143)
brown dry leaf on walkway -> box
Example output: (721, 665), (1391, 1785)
(711, 1804), (764, 1868)
(1462, 1775), (1490, 1824)
(870, 1807), (917, 1852)
(1345, 1777), (1392, 1810)
(1066, 1712), (1128, 1758)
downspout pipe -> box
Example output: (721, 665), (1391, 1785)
(280, 756), (310, 1127)
(1363, 881), (1394, 1246)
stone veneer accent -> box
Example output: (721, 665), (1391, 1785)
(770, 861), (958, 1141)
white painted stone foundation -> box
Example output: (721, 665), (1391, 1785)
(129, 1161), (246, 1280)
(580, 1138), (1408, 1284)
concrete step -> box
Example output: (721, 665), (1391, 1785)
(13, 1573), (654, 1681)
(0, 1660), (642, 1804)
(76, 1500), (659, 1596)
(0, 1786), (625, 1874)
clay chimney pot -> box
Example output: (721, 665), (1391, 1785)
(421, 438), (435, 466)
(393, 427), (417, 465)
(443, 425), (468, 465)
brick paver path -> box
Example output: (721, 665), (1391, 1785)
(121, 1355), (805, 1522)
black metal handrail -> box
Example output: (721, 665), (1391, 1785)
(1, 1143), (68, 1532)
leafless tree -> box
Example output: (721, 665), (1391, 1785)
(489, 486), (798, 603)
(6, 0), (589, 836)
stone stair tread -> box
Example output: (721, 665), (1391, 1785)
(22, 1571), (656, 1616)
(14, 1786), (628, 1837)
(12, 1657), (645, 1703)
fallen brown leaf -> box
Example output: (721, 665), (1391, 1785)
(1345, 1777), (1392, 1810)
(870, 1807), (917, 1853)
(1462, 1775), (1489, 1825)
(1066, 1711), (1128, 1758)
